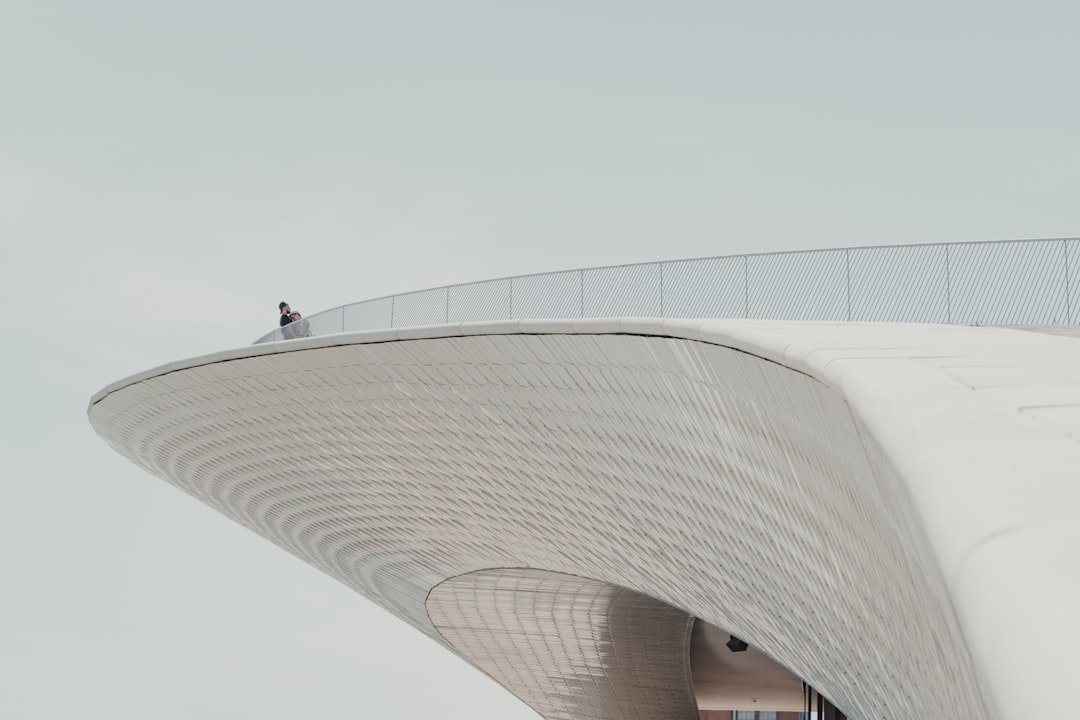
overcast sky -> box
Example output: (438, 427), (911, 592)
(3, 1), (1080, 718)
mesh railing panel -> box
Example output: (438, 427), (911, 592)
(747, 249), (848, 321)
(253, 238), (1080, 343)
(343, 298), (392, 333)
(1069, 239), (1080, 325)
(583, 264), (663, 318)
(512, 270), (583, 320)
(449, 278), (513, 324)
(950, 240), (1068, 325)
(662, 256), (746, 319)
(393, 287), (448, 328)
(850, 244), (949, 323)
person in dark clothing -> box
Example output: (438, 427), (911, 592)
(279, 301), (310, 339)
(279, 301), (295, 327)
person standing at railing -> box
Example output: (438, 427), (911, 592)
(279, 301), (295, 327)
(278, 301), (310, 339)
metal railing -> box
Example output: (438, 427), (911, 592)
(255, 237), (1080, 344)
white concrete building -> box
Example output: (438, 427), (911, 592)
(90, 244), (1080, 719)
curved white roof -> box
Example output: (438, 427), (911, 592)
(89, 319), (1080, 720)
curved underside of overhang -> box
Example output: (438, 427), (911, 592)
(426, 568), (807, 719)
(88, 319), (1080, 720)
(427, 569), (699, 720)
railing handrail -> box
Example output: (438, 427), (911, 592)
(256, 236), (1080, 344)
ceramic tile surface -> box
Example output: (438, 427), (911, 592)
(90, 321), (1080, 720)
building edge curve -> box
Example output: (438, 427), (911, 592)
(88, 318), (1080, 720)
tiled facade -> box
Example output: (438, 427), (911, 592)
(90, 319), (1080, 719)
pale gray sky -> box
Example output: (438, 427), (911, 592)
(2, 1), (1079, 718)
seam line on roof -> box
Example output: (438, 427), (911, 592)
(89, 329), (819, 409)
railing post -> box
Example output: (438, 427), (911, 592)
(509, 277), (514, 320)
(445, 286), (450, 325)
(390, 295), (395, 328)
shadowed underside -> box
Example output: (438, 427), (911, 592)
(428, 569), (699, 720)
(89, 319), (1080, 720)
